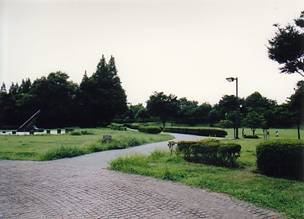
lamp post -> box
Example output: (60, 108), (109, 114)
(226, 77), (239, 139)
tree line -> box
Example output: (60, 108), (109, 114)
(123, 86), (303, 131)
(0, 55), (127, 128)
(0, 58), (303, 132)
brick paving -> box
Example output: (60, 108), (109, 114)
(0, 134), (282, 218)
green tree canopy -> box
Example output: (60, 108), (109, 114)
(242, 111), (266, 136)
(147, 92), (179, 127)
(77, 55), (127, 126)
(288, 80), (304, 139)
(268, 11), (304, 77)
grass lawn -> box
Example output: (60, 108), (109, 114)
(0, 128), (172, 161)
(110, 128), (304, 219)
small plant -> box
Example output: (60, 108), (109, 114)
(256, 140), (304, 180)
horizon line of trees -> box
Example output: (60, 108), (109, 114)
(122, 85), (303, 129)
(0, 68), (303, 131)
(0, 55), (127, 129)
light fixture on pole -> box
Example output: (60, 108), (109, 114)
(226, 77), (239, 139)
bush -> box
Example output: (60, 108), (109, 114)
(256, 140), (304, 180)
(177, 139), (241, 167)
(164, 127), (227, 137)
(70, 130), (94, 135)
(138, 126), (162, 134)
(80, 130), (94, 135)
(109, 123), (127, 131)
(243, 134), (259, 139)
(124, 123), (140, 130)
(70, 131), (81, 135)
(41, 146), (85, 160)
(214, 120), (234, 128)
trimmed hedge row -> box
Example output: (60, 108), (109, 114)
(256, 140), (304, 180)
(124, 123), (140, 130)
(109, 123), (127, 131)
(243, 134), (259, 139)
(164, 127), (227, 137)
(138, 126), (162, 134)
(177, 139), (241, 167)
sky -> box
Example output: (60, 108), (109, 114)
(0, 0), (303, 105)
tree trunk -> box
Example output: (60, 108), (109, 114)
(252, 129), (256, 136)
(297, 123), (301, 139)
(162, 121), (166, 129)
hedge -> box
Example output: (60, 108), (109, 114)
(138, 126), (162, 134)
(243, 134), (259, 139)
(177, 139), (241, 167)
(256, 140), (304, 180)
(109, 123), (127, 131)
(164, 127), (227, 137)
(124, 123), (140, 130)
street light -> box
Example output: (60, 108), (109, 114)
(226, 77), (239, 139)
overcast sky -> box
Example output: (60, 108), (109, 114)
(0, 0), (303, 105)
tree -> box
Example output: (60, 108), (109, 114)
(194, 103), (212, 124)
(217, 95), (243, 138)
(176, 97), (199, 124)
(135, 108), (150, 123)
(77, 55), (127, 126)
(288, 80), (304, 139)
(146, 92), (179, 128)
(29, 71), (78, 128)
(0, 83), (6, 93)
(208, 105), (221, 125)
(268, 11), (304, 77)
(242, 111), (266, 136)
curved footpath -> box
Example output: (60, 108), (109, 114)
(0, 133), (281, 219)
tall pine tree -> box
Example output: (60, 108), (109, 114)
(78, 55), (127, 126)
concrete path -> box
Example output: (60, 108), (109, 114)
(0, 133), (281, 219)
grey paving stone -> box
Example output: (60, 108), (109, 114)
(0, 133), (282, 218)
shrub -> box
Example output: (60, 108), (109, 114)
(243, 134), (259, 139)
(109, 123), (127, 131)
(41, 146), (85, 160)
(124, 123), (140, 130)
(177, 139), (241, 167)
(80, 130), (94, 135)
(256, 140), (304, 180)
(138, 126), (162, 134)
(163, 127), (227, 137)
(65, 128), (75, 133)
(214, 120), (234, 128)
(70, 130), (94, 135)
(70, 131), (81, 136)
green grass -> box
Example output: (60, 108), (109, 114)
(0, 128), (173, 160)
(110, 128), (304, 219)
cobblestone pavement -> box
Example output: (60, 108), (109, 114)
(0, 134), (282, 219)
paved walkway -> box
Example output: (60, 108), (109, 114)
(0, 133), (281, 219)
